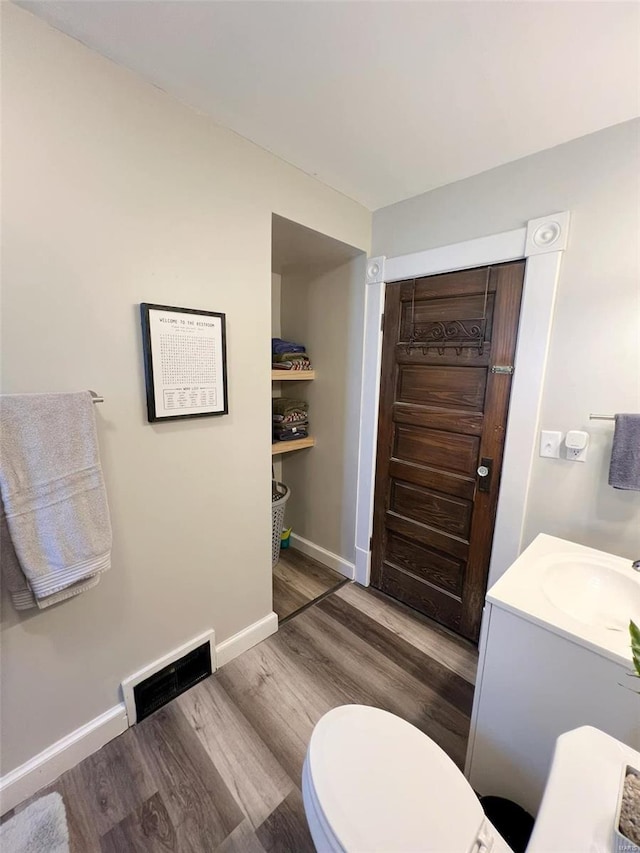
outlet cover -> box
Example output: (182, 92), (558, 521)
(540, 430), (562, 459)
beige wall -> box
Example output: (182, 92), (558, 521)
(271, 273), (282, 339)
(271, 272), (282, 484)
(0, 4), (370, 774)
(281, 256), (366, 563)
(373, 119), (640, 560)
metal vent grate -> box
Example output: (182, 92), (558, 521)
(133, 641), (211, 722)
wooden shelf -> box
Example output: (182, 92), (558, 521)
(272, 436), (316, 455)
(272, 370), (316, 381)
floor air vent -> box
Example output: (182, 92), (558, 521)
(133, 641), (212, 722)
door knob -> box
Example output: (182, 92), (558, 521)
(477, 458), (493, 493)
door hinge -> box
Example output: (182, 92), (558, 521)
(491, 365), (514, 375)
(380, 313), (385, 332)
(369, 536), (373, 551)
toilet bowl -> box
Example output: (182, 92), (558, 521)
(302, 705), (512, 853)
(302, 706), (639, 853)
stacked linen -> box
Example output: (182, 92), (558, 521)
(273, 397), (309, 442)
(272, 338), (313, 371)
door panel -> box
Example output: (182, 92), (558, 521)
(397, 365), (487, 409)
(379, 564), (463, 632)
(394, 405), (484, 435)
(399, 293), (495, 330)
(398, 266), (497, 300)
(371, 261), (525, 641)
(394, 425), (480, 476)
(399, 288), (496, 341)
(390, 482), (471, 538)
(385, 532), (464, 595)
(388, 459), (475, 500)
(386, 513), (469, 561)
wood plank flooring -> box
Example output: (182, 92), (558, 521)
(12, 583), (478, 852)
(272, 548), (347, 622)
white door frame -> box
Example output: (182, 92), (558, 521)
(354, 211), (570, 589)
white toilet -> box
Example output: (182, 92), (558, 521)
(302, 705), (640, 853)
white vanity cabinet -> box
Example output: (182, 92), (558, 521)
(464, 534), (640, 817)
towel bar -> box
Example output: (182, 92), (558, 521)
(589, 414), (614, 421)
(89, 390), (104, 403)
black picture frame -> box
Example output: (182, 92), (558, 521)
(140, 302), (228, 422)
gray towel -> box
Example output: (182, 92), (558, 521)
(0, 392), (112, 604)
(1, 505), (101, 609)
(608, 413), (640, 490)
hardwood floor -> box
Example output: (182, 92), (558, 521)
(14, 583), (478, 852)
(272, 547), (347, 622)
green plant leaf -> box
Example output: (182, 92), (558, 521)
(630, 620), (640, 679)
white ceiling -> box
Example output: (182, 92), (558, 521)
(19, 1), (640, 211)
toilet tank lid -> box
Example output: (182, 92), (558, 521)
(307, 705), (497, 853)
(528, 726), (640, 852)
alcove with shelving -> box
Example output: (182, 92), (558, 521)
(271, 370), (316, 456)
(270, 214), (367, 621)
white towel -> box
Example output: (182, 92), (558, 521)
(0, 392), (112, 606)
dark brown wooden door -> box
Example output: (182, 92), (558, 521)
(371, 262), (525, 642)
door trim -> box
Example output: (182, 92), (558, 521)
(354, 212), (570, 590)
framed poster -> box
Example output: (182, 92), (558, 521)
(140, 303), (228, 422)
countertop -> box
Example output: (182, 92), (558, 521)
(486, 533), (640, 668)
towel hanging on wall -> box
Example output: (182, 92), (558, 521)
(608, 413), (640, 491)
(0, 391), (112, 609)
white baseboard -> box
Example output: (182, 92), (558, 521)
(0, 704), (127, 815)
(0, 614), (278, 815)
(289, 533), (356, 580)
(122, 629), (216, 725)
(215, 611), (278, 668)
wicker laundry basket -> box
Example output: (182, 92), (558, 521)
(271, 481), (290, 568)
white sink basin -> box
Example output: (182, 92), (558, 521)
(542, 556), (640, 630)
(486, 534), (640, 667)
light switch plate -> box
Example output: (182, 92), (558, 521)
(540, 430), (562, 458)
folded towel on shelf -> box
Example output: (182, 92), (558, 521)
(272, 353), (311, 364)
(272, 338), (306, 355)
(272, 397), (309, 417)
(271, 358), (313, 371)
(0, 392), (112, 608)
(272, 360), (312, 373)
(273, 411), (308, 424)
(273, 425), (309, 442)
(273, 418), (308, 433)
(608, 413), (640, 490)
